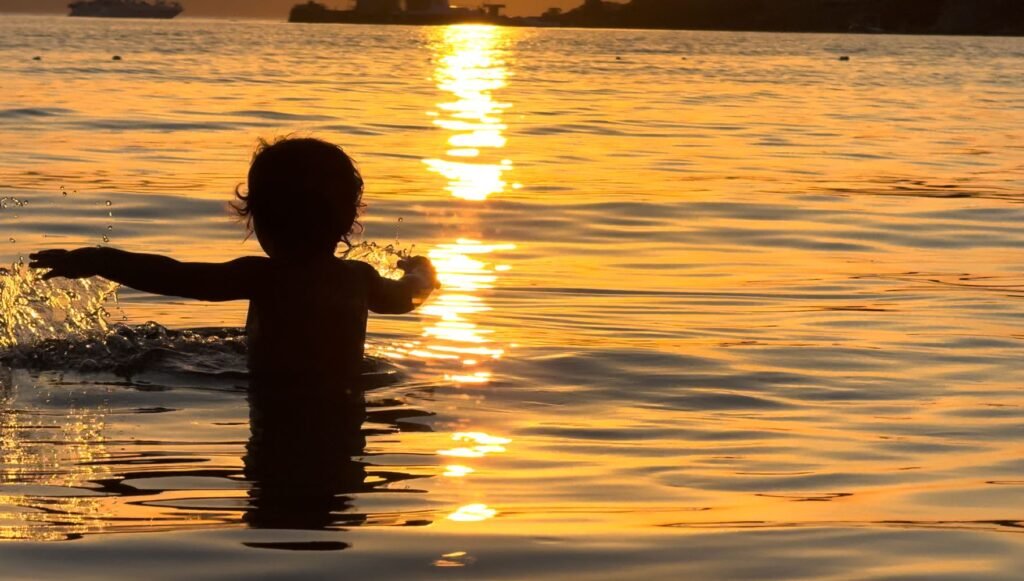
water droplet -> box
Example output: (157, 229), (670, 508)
(107, 225), (113, 230)
(105, 200), (112, 206)
(62, 192), (68, 197)
(102, 235), (109, 243)
(398, 217), (404, 223)
(9, 238), (15, 243)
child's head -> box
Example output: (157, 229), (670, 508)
(234, 137), (364, 258)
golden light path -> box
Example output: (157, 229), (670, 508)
(416, 25), (517, 390)
(424, 25), (513, 202)
(421, 26), (516, 529)
(422, 238), (515, 386)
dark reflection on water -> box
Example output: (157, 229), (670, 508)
(0, 351), (435, 544)
(244, 383), (369, 534)
(243, 377), (431, 543)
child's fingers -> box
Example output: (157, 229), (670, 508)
(30, 249), (71, 266)
(29, 250), (67, 268)
(29, 258), (58, 269)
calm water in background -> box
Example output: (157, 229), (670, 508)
(1, 14), (1024, 578)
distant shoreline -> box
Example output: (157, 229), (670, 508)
(285, 13), (1024, 38)
(291, 19), (1024, 38)
(1, 11), (1021, 38)
(286, 0), (1024, 37)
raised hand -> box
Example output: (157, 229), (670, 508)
(397, 255), (440, 290)
(28, 248), (101, 280)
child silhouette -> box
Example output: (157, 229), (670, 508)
(30, 137), (438, 381)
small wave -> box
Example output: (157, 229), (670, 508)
(1, 322), (247, 376)
(0, 322), (396, 382)
(0, 107), (73, 119)
(75, 119), (240, 132)
(227, 110), (335, 122)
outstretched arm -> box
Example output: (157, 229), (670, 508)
(30, 247), (264, 302)
(363, 256), (439, 315)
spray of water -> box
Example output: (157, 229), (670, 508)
(0, 261), (118, 351)
(341, 240), (413, 280)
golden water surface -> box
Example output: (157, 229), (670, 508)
(0, 15), (1023, 579)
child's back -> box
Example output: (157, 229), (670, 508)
(247, 256), (367, 378)
(246, 255), (424, 379)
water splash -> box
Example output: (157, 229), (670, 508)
(0, 197), (29, 210)
(341, 240), (414, 280)
(0, 261), (117, 351)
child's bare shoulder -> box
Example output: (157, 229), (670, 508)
(231, 255), (271, 265)
(227, 255), (272, 272)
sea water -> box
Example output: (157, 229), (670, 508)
(0, 14), (1023, 579)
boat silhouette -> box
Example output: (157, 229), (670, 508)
(68, 0), (184, 19)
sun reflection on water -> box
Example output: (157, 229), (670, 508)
(422, 239), (515, 382)
(412, 26), (517, 391)
(434, 550), (476, 567)
(443, 464), (476, 478)
(448, 503), (498, 523)
(424, 25), (512, 202)
(438, 431), (512, 458)
(416, 25), (519, 525)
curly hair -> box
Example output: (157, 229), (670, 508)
(233, 137), (364, 256)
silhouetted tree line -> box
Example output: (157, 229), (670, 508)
(556, 0), (1024, 35)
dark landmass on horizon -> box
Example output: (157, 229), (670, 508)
(294, 0), (1024, 36)
(554, 0), (1024, 35)
(0, 0), (575, 18)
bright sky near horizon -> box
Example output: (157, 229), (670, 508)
(0, 0), (583, 18)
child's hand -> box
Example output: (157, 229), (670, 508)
(29, 248), (101, 280)
(398, 256), (440, 291)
